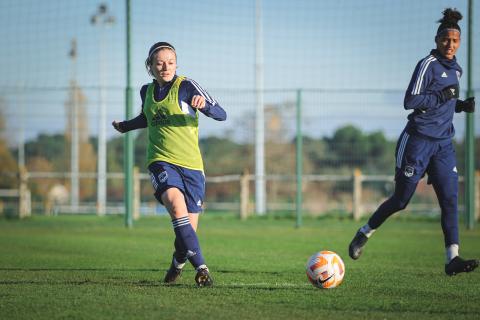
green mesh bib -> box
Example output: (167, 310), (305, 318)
(144, 76), (203, 171)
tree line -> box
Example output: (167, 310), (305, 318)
(1, 113), (478, 206)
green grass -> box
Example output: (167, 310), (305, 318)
(1, 214), (479, 320)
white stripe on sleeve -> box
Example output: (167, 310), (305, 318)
(411, 56), (436, 95)
(187, 78), (217, 105)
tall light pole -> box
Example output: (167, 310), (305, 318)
(255, 0), (266, 215)
(91, 3), (115, 215)
(69, 39), (79, 211)
(125, 0), (134, 228)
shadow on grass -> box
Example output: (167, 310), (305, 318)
(0, 267), (161, 272)
(0, 267), (283, 275)
(0, 279), (310, 291)
(0, 267), (309, 291)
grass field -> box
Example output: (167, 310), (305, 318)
(1, 214), (479, 320)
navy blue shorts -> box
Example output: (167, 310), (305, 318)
(394, 130), (458, 185)
(148, 161), (205, 213)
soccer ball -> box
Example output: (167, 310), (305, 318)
(306, 250), (345, 289)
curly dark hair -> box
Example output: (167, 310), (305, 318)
(436, 8), (462, 36)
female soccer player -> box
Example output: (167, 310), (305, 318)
(112, 42), (226, 286)
(348, 9), (477, 276)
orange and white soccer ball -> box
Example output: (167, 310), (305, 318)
(306, 250), (345, 289)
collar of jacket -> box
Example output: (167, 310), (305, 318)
(430, 49), (462, 72)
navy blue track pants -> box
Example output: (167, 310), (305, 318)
(368, 130), (459, 246)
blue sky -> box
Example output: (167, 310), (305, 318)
(0, 0), (478, 144)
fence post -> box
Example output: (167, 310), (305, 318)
(240, 169), (250, 220)
(19, 167), (31, 218)
(352, 168), (362, 221)
(133, 166), (140, 220)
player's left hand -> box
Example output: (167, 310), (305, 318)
(440, 84), (460, 102)
(455, 97), (475, 113)
(191, 95), (206, 109)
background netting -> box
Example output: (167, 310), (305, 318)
(0, 0), (478, 217)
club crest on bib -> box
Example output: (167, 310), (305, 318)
(404, 165), (415, 178)
(158, 171), (168, 183)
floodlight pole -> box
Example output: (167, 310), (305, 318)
(124, 0), (134, 228)
(91, 3), (115, 215)
(69, 39), (79, 211)
(255, 0), (266, 215)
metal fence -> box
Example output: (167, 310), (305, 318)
(2, 169), (480, 223)
(0, 0), (479, 220)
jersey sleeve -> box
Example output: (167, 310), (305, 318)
(182, 78), (227, 121)
(118, 85), (148, 132)
(403, 57), (444, 111)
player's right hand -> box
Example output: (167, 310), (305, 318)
(112, 120), (125, 133)
(440, 84), (460, 102)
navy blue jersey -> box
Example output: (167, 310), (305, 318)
(404, 49), (462, 140)
(120, 75), (226, 131)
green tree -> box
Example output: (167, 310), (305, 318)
(25, 134), (68, 171)
(325, 125), (369, 168)
(200, 136), (252, 175)
(323, 125), (394, 173)
(0, 102), (18, 188)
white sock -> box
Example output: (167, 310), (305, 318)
(173, 257), (186, 269)
(196, 264), (208, 272)
(446, 244), (459, 263)
(359, 223), (376, 238)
